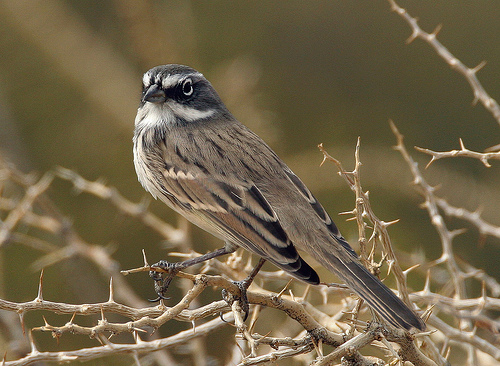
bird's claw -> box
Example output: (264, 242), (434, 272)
(221, 279), (251, 322)
(149, 260), (181, 301)
(220, 259), (265, 322)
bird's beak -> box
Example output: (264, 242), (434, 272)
(142, 84), (166, 104)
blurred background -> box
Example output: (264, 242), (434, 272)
(0, 1), (499, 365)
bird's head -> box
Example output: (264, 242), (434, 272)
(135, 64), (230, 128)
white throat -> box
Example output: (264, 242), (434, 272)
(135, 103), (173, 129)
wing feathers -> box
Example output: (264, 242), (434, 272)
(284, 169), (338, 234)
(283, 168), (359, 257)
(158, 159), (320, 283)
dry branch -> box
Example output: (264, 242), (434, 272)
(388, 0), (500, 126)
(415, 139), (500, 168)
(0, 149), (431, 365)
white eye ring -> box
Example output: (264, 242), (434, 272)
(182, 78), (194, 96)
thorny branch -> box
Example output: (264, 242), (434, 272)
(2, 134), (500, 365)
(55, 166), (187, 244)
(319, 141), (414, 309)
(391, 122), (500, 365)
(388, 0), (500, 127)
(415, 140), (500, 168)
(386, 6), (500, 365)
(0, 150), (434, 366)
(5, 316), (231, 366)
(389, 0), (500, 181)
(391, 122), (466, 303)
(435, 198), (500, 241)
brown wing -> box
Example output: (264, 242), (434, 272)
(156, 160), (319, 284)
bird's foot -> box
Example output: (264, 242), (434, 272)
(148, 247), (236, 302)
(221, 258), (266, 322)
(149, 260), (181, 301)
(221, 278), (252, 322)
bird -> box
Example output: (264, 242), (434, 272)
(133, 64), (425, 331)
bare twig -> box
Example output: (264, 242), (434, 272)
(388, 0), (500, 126)
(391, 122), (466, 304)
(3, 315), (230, 366)
(55, 167), (186, 243)
(391, 121), (500, 363)
(435, 198), (500, 240)
(0, 172), (54, 246)
(415, 139), (500, 168)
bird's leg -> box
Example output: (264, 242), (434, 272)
(150, 245), (236, 300)
(222, 258), (266, 322)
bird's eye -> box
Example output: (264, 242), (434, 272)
(182, 79), (194, 96)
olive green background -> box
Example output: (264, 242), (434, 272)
(0, 1), (499, 365)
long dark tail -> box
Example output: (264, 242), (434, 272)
(315, 245), (425, 331)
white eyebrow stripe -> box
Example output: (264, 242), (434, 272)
(158, 72), (203, 89)
(159, 74), (183, 89)
(142, 72), (151, 86)
(142, 70), (204, 88)
(168, 101), (215, 122)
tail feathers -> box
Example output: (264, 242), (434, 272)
(319, 250), (425, 331)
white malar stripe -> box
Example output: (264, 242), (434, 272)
(168, 101), (215, 122)
(136, 101), (215, 128)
